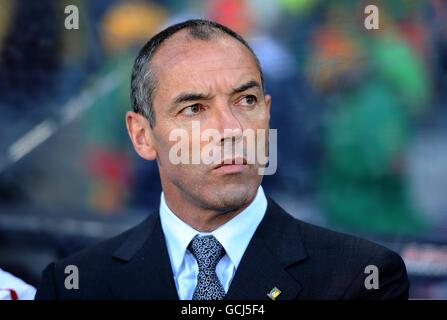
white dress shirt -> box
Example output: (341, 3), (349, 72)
(159, 186), (267, 300)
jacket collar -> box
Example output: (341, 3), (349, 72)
(224, 198), (308, 300)
(109, 213), (179, 299)
(108, 197), (307, 300)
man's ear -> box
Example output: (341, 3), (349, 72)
(125, 111), (157, 160)
(265, 94), (271, 120)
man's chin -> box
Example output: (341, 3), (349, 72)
(204, 183), (258, 212)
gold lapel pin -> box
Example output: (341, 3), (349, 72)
(267, 287), (282, 300)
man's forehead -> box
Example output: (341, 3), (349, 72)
(151, 31), (259, 79)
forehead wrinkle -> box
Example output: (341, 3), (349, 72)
(172, 71), (260, 100)
(151, 33), (261, 109)
(161, 53), (259, 93)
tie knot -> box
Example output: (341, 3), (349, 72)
(188, 235), (225, 269)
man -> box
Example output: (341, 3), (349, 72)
(36, 19), (409, 300)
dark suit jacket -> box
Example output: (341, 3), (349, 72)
(35, 198), (409, 300)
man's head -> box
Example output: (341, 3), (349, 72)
(126, 19), (271, 218)
(130, 19), (265, 127)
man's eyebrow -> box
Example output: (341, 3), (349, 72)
(173, 92), (210, 105)
(170, 80), (262, 109)
(231, 80), (262, 94)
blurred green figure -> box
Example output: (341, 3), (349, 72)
(308, 2), (430, 235)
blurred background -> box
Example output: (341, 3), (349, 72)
(0, 0), (446, 299)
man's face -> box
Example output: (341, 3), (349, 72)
(146, 33), (270, 212)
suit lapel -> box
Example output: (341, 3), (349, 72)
(108, 212), (179, 300)
(225, 198), (308, 300)
(106, 198), (307, 300)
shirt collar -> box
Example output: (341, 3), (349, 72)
(159, 186), (267, 276)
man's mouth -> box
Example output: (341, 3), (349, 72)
(212, 157), (248, 174)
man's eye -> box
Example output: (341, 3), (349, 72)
(181, 104), (203, 116)
(238, 95), (257, 106)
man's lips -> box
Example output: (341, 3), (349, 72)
(212, 157), (248, 174)
(213, 157), (248, 168)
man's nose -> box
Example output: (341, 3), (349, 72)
(211, 103), (243, 143)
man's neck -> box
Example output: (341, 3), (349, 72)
(162, 191), (254, 232)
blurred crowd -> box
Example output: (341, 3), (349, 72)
(0, 0), (447, 296)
